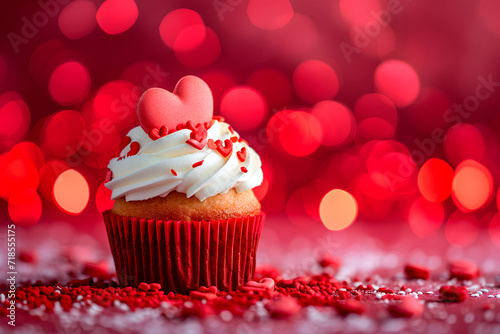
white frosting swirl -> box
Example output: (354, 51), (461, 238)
(105, 121), (263, 202)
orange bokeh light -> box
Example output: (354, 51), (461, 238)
(319, 189), (358, 231)
(452, 159), (493, 212)
(53, 169), (90, 215)
(417, 158), (453, 203)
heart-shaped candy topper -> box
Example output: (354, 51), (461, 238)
(137, 75), (213, 135)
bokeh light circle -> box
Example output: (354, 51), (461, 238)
(49, 61), (90, 105)
(220, 86), (267, 131)
(354, 93), (398, 128)
(319, 189), (358, 231)
(417, 158), (453, 203)
(293, 60), (339, 103)
(268, 110), (322, 156)
(8, 188), (42, 227)
(2, 158), (39, 201)
(53, 169), (90, 215)
(174, 27), (220, 69)
(374, 60), (420, 107)
(58, 1), (97, 39)
(357, 117), (395, 140)
(43, 110), (86, 157)
(339, 0), (382, 26)
(96, 0), (138, 35)
(452, 159), (493, 212)
(247, 0), (294, 30)
(0, 99), (30, 141)
(312, 100), (356, 147)
(8, 141), (44, 170)
(408, 197), (444, 238)
(445, 210), (479, 247)
(94, 80), (137, 129)
(159, 9), (205, 48)
(444, 123), (485, 167)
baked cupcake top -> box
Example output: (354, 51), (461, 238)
(105, 76), (263, 202)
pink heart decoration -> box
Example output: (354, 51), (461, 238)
(243, 278), (275, 292)
(137, 75), (213, 134)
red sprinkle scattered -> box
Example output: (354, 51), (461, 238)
(171, 169), (177, 176)
(228, 125), (234, 134)
(241, 166), (248, 173)
(388, 298), (423, 317)
(138, 282), (150, 291)
(237, 147), (247, 162)
(192, 160), (204, 168)
(127, 142), (140, 156)
(266, 296), (301, 319)
(230, 136), (238, 142)
(335, 300), (366, 316)
(439, 286), (468, 302)
(405, 264), (431, 280)
(449, 260), (479, 280)
(105, 168), (113, 182)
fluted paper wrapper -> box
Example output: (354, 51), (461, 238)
(102, 211), (264, 294)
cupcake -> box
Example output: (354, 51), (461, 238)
(102, 75), (264, 293)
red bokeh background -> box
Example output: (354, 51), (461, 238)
(1, 0), (500, 249)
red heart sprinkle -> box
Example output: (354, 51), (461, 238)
(186, 123), (208, 150)
(334, 300), (366, 316)
(148, 125), (168, 140)
(210, 139), (233, 158)
(171, 169), (177, 176)
(198, 286), (218, 294)
(404, 264), (431, 280)
(243, 278), (275, 291)
(190, 291), (218, 301)
(449, 260), (478, 280)
(237, 147), (247, 162)
(388, 298), (423, 317)
(230, 136), (238, 142)
(138, 282), (150, 291)
(127, 142), (140, 156)
(439, 286), (468, 302)
(266, 296), (300, 319)
(241, 166), (248, 173)
(120, 136), (131, 151)
(207, 139), (217, 149)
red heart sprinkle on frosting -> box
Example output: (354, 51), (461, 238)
(127, 142), (140, 156)
(241, 166), (248, 173)
(148, 125), (168, 140)
(171, 169), (177, 176)
(237, 147), (247, 162)
(230, 136), (238, 143)
(209, 139), (233, 158)
(186, 123), (208, 150)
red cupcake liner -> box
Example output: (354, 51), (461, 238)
(102, 211), (265, 294)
